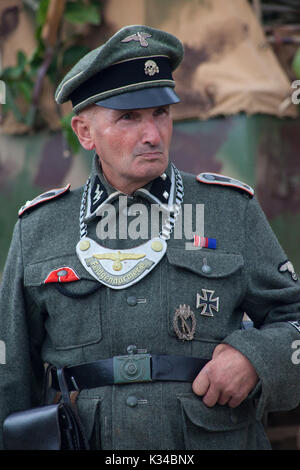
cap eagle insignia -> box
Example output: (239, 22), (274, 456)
(121, 32), (152, 47)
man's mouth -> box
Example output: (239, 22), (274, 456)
(136, 151), (163, 159)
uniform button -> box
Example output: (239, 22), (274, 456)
(127, 295), (138, 306)
(127, 345), (137, 355)
(57, 269), (68, 277)
(126, 396), (138, 407)
(205, 174), (215, 181)
(202, 258), (212, 274)
(201, 264), (212, 274)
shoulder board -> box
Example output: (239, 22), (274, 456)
(196, 173), (254, 197)
(18, 184), (71, 217)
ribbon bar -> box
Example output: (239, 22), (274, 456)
(194, 235), (217, 249)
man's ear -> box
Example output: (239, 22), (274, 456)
(71, 114), (95, 151)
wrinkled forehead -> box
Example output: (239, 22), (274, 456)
(78, 102), (173, 119)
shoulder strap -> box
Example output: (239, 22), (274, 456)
(18, 184), (71, 217)
(196, 173), (254, 197)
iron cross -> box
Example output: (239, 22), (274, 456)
(196, 289), (219, 317)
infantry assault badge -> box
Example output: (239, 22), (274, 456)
(173, 305), (196, 341)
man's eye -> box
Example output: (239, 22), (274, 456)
(119, 112), (133, 120)
(154, 107), (169, 116)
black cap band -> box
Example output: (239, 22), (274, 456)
(70, 56), (174, 109)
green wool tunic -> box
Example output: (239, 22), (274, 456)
(1, 156), (300, 450)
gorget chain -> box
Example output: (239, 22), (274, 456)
(160, 164), (184, 240)
(79, 176), (90, 239)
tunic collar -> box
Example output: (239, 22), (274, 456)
(84, 154), (176, 222)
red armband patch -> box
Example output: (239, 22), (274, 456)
(44, 267), (80, 284)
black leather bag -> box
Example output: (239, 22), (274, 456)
(3, 368), (89, 450)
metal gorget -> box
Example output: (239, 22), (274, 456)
(76, 164), (184, 289)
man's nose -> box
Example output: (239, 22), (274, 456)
(141, 118), (161, 146)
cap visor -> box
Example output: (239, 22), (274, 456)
(95, 86), (180, 110)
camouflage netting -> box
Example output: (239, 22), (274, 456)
(0, 0), (297, 136)
(104, 0), (298, 121)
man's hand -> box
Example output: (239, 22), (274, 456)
(192, 343), (259, 408)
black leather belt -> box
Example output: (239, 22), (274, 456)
(51, 354), (209, 391)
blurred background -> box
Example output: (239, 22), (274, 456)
(0, 0), (300, 449)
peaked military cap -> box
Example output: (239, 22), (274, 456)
(55, 25), (184, 112)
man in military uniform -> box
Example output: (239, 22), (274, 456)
(1, 25), (300, 450)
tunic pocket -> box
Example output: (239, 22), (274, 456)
(177, 393), (257, 450)
(166, 248), (245, 342)
(24, 254), (103, 350)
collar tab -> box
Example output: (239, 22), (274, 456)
(134, 165), (175, 210)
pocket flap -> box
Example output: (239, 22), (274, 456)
(167, 248), (244, 278)
(24, 254), (96, 286)
(178, 394), (255, 431)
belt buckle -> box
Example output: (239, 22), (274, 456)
(113, 353), (152, 384)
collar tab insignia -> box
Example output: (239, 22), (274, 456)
(84, 175), (120, 223)
(90, 176), (108, 215)
(136, 171), (173, 208)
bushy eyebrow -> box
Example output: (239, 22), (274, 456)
(112, 105), (170, 116)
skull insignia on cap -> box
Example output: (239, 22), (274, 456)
(144, 60), (159, 76)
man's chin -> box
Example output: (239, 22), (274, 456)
(135, 157), (168, 178)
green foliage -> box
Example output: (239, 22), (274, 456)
(0, 0), (102, 152)
(64, 0), (101, 25)
(292, 47), (300, 79)
(60, 112), (81, 154)
(1, 50), (35, 125)
(36, 0), (50, 27)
